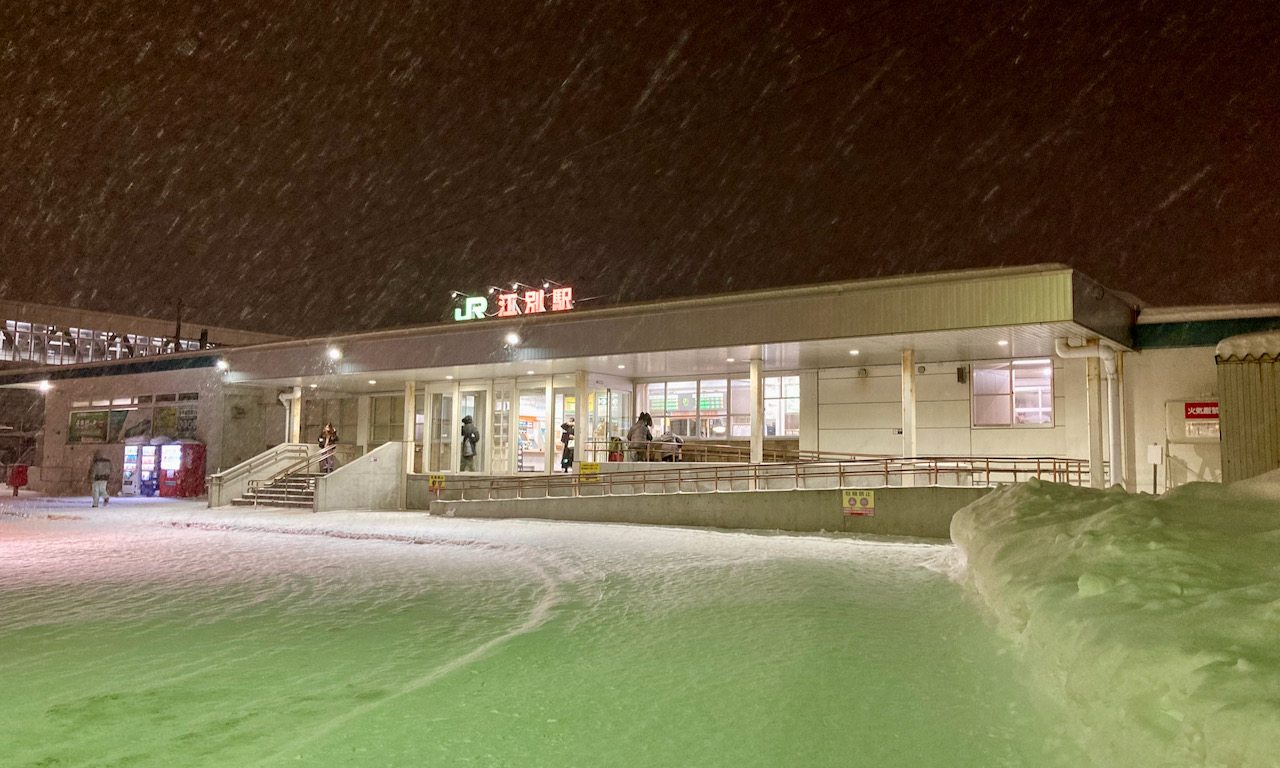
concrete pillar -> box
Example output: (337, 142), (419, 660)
(450, 380), (462, 473)
(574, 370), (588, 471)
(400, 381), (415, 508)
(901, 349), (917, 487)
(545, 379), (555, 475)
(508, 380), (520, 475)
(750, 356), (763, 464)
(289, 394), (302, 444)
(1087, 356), (1105, 488)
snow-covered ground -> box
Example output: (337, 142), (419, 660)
(952, 472), (1280, 768)
(1, 494), (1084, 767)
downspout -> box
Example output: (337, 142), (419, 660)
(1055, 339), (1123, 488)
(278, 386), (302, 444)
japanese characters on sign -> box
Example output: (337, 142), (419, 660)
(841, 489), (875, 516)
(452, 285), (575, 322)
(1184, 402), (1219, 419)
(428, 474), (446, 492)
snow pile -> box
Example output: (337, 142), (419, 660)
(1216, 329), (1280, 361)
(951, 478), (1280, 767)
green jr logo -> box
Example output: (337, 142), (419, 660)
(453, 296), (489, 322)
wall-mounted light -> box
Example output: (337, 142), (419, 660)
(215, 359), (230, 371)
(505, 332), (521, 346)
(38, 380), (52, 393)
(327, 347), (342, 361)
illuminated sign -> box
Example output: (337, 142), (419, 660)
(454, 296), (488, 322)
(453, 286), (575, 322)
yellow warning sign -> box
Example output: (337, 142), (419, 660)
(580, 462), (600, 483)
(842, 489), (874, 516)
(428, 474), (446, 492)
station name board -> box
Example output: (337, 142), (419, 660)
(453, 286), (574, 322)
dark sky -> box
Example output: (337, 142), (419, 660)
(2, 0), (1277, 337)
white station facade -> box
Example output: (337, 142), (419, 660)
(6, 264), (1280, 497)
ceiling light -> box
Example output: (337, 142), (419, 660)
(618, 364), (626, 369)
(215, 359), (229, 371)
(368, 380), (377, 385)
(505, 332), (521, 346)
(997, 340), (1009, 347)
(849, 350), (859, 356)
(327, 347), (342, 360)
(38, 380), (52, 393)
(445, 375), (454, 380)
(726, 358), (735, 363)
(526, 370), (535, 375)
(309, 384), (318, 389)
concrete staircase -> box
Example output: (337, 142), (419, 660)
(231, 473), (320, 509)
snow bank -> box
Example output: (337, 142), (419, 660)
(1216, 329), (1280, 361)
(951, 478), (1280, 767)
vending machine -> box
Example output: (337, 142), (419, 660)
(122, 445), (141, 496)
(158, 443), (207, 498)
(140, 445), (159, 496)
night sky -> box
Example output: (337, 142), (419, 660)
(2, 0), (1277, 337)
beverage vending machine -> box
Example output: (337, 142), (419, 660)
(159, 443), (206, 498)
(121, 443), (160, 496)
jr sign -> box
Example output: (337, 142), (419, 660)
(454, 296), (488, 322)
(452, 286), (574, 322)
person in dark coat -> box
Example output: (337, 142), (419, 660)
(318, 423), (339, 473)
(460, 415), (480, 471)
(560, 418), (575, 472)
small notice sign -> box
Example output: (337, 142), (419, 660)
(1184, 402), (1218, 419)
(579, 462), (600, 483)
(842, 490), (875, 516)
(428, 474), (446, 492)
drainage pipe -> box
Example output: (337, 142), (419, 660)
(1055, 339), (1123, 488)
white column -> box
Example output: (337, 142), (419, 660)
(289, 395), (302, 444)
(1087, 356), (1105, 489)
(400, 381), (415, 509)
(901, 350), (917, 486)
(750, 356), (763, 464)
(450, 380), (462, 473)
(574, 370), (588, 470)
(508, 381), (520, 475)
(545, 379), (555, 475)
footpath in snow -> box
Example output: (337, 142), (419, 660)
(952, 471), (1280, 768)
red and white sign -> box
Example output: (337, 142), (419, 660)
(1184, 402), (1219, 419)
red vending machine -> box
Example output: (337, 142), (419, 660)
(159, 443), (207, 498)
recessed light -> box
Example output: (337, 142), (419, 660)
(368, 380), (377, 385)
(726, 358), (735, 363)
(618, 364), (626, 369)
(997, 340), (1009, 347)
(445, 375), (454, 380)
(849, 350), (859, 356)
(309, 384), (318, 389)
(526, 370), (535, 375)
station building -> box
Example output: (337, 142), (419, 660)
(3, 264), (1279, 500)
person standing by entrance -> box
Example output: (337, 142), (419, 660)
(89, 450), (112, 507)
(559, 418), (575, 472)
(318, 423), (339, 473)
(460, 415), (480, 471)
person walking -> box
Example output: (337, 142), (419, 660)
(89, 449), (113, 507)
(559, 418), (575, 472)
(460, 415), (480, 471)
(318, 423), (339, 473)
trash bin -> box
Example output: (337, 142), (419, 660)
(6, 464), (28, 496)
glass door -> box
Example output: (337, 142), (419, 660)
(492, 384), (512, 474)
(459, 388), (487, 473)
(517, 388), (547, 473)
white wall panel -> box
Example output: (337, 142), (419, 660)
(820, 402), (902, 429)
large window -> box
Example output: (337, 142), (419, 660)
(640, 375), (800, 438)
(972, 360), (1054, 427)
(369, 395), (405, 446)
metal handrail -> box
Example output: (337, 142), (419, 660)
(426, 455), (1090, 502)
(210, 442), (310, 482)
(246, 445), (361, 496)
(576, 438), (891, 464)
